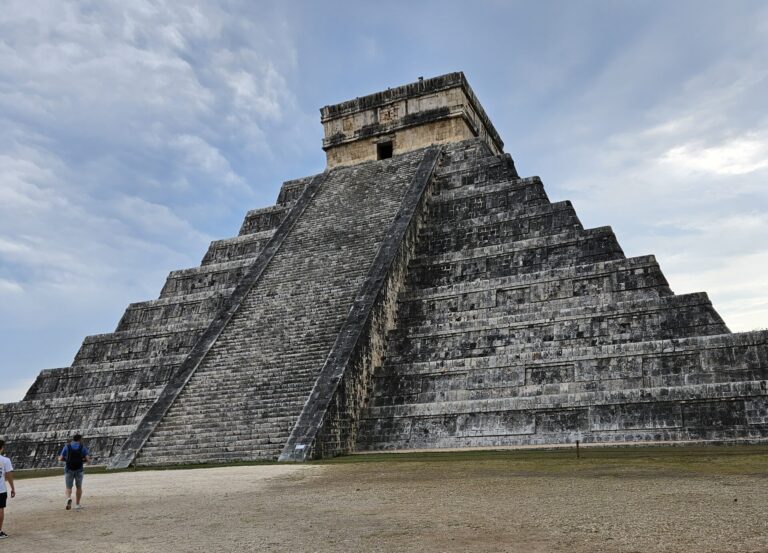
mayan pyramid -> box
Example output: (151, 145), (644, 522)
(2, 73), (766, 469)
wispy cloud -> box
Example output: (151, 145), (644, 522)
(0, 1), (309, 401)
(501, 2), (768, 333)
(661, 134), (768, 176)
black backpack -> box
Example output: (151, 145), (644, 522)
(65, 443), (85, 471)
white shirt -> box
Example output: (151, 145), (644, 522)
(0, 454), (12, 494)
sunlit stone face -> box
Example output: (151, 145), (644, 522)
(320, 73), (504, 168)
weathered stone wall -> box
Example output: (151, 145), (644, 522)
(322, 72), (503, 168)
(325, 118), (474, 168)
(356, 138), (768, 452)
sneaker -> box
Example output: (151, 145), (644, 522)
(0, 531), (8, 539)
(66, 498), (72, 510)
(75, 504), (83, 511)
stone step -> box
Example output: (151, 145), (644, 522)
(151, 414), (298, 432)
(177, 378), (317, 396)
(401, 289), (671, 332)
(407, 226), (625, 288)
(373, 331), (768, 406)
(0, 430), (131, 468)
(136, 448), (281, 466)
(398, 255), (670, 309)
(416, 201), (582, 256)
(141, 436), (290, 454)
(397, 269), (673, 327)
(432, 140), (498, 174)
(393, 292), (723, 339)
(433, 152), (519, 191)
(385, 319), (729, 365)
(372, 364), (768, 407)
(149, 418), (298, 437)
(159, 258), (253, 298)
(379, 331), (768, 378)
(161, 400), (309, 417)
(386, 321), (727, 366)
(25, 368), (177, 400)
(73, 321), (209, 365)
(0, 387), (163, 412)
(0, 391), (160, 439)
(158, 393), (311, 415)
(201, 229), (274, 265)
(357, 416), (767, 452)
(116, 289), (234, 332)
(363, 380), (768, 423)
(426, 177), (550, 224)
(276, 176), (312, 206)
(145, 422), (294, 439)
(23, 355), (186, 400)
(238, 204), (292, 236)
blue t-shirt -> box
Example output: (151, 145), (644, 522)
(61, 442), (89, 468)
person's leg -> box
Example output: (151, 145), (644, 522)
(74, 471), (83, 507)
(0, 492), (6, 534)
(64, 470), (74, 509)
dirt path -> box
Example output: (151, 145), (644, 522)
(2, 453), (767, 552)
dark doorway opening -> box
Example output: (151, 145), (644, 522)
(377, 141), (393, 160)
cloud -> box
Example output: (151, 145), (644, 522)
(168, 134), (246, 187)
(0, 278), (23, 295)
(0, 1), (310, 401)
(519, 5), (768, 333)
(661, 135), (768, 176)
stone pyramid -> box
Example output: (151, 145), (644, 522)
(2, 73), (766, 469)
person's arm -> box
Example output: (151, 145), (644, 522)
(84, 447), (91, 464)
(5, 471), (14, 498)
(58, 445), (67, 463)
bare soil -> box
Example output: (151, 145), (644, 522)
(2, 447), (767, 552)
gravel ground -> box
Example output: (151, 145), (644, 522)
(1, 450), (766, 552)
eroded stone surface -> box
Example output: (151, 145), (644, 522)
(355, 139), (768, 452)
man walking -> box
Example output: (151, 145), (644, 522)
(58, 433), (90, 511)
(0, 439), (15, 538)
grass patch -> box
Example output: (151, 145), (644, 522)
(317, 445), (768, 477)
(11, 445), (768, 479)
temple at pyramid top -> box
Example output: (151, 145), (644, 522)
(320, 72), (504, 167)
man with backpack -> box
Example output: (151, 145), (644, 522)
(0, 439), (15, 538)
(58, 433), (90, 511)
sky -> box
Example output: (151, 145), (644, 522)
(1, 1), (767, 403)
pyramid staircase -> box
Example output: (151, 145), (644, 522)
(132, 150), (430, 465)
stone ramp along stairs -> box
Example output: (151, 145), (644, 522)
(355, 141), (768, 451)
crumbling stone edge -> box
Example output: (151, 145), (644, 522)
(279, 146), (442, 462)
(107, 171), (330, 469)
